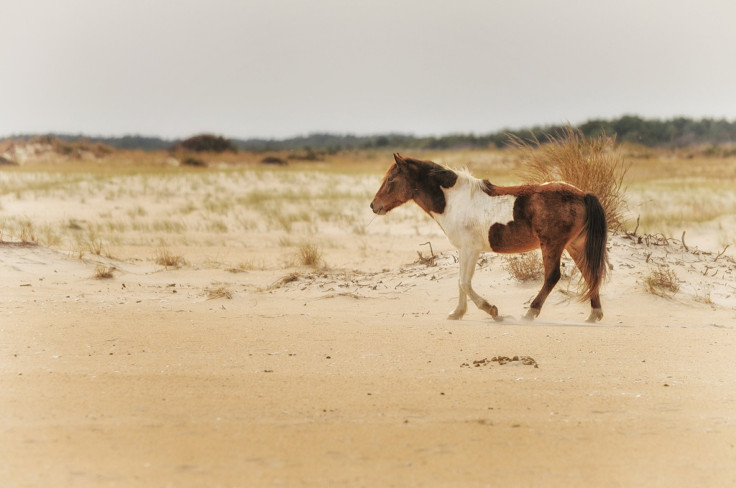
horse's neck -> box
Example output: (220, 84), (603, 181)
(429, 176), (481, 245)
(429, 175), (515, 250)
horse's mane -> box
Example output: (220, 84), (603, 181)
(453, 167), (488, 195)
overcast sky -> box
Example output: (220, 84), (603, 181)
(2, 0), (735, 139)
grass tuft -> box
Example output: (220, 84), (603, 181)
(207, 286), (232, 299)
(645, 266), (679, 297)
(19, 219), (37, 244)
(503, 252), (543, 281)
(155, 246), (186, 268)
(511, 125), (629, 231)
(298, 242), (323, 267)
(93, 264), (115, 279)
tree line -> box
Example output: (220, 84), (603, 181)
(4, 115), (735, 153)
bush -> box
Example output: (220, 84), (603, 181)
(503, 252), (543, 281)
(511, 126), (629, 231)
(645, 266), (679, 297)
(181, 156), (207, 167)
(171, 134), (238, 153)
(298, 243), (322, 267)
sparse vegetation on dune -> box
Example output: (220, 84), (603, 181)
(1, 136), (735, 269)
(155, 245), (186, 268)
(645, 266), (680, 297)
(298, 242), (323, 268)
(92, 264), (115, 279)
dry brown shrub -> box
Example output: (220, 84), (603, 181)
(93, 264), (115, 279)
(207, 286), (232, 300)
(645, 266), (679, 297)
(298, 242), (322, 267)
(511, 125), (629, 231)
(19, 220), (37, 244)
(155, 246), (186, 268)
(267, 272), (301, 290)
(503, 252), (543, 281)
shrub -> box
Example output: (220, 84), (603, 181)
(93, 264), (115, 279)
(261, 156), (287, 166)
(645, 266), (679, 297)
(207, 286), (232, 300)
(181, 156), (207, 167)
(298, 242), (322, 267)
(155, 246), (186, 268)
(170, 134), (238, 153)
(19, 220), (37, 244)
(511, 125), (629, 231)
(503, 252), (543, 281)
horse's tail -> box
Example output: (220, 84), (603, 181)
(580, 193), (608, 301)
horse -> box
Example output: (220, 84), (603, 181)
(370, 153), (608, 322)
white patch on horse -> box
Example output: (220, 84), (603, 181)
(430, 171), (515, 252)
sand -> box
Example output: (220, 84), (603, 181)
(1, 158), (736, 486)
(2, 230), (735, 487)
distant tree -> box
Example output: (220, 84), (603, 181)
(171, 134), (238, 153)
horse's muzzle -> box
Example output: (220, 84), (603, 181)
(370, 201), (385, 215)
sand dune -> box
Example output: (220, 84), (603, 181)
(2, 155), (736, 486)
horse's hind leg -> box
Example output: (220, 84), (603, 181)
(449, 248), (499, 320)
(524, 244), (564, 320)
(566, 241), (604, 322)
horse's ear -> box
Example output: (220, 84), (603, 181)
(394, 153), (407, 171)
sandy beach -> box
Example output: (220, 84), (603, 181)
(1, 151), (736, 487)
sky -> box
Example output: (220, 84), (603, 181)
(2, 0), (736, 140)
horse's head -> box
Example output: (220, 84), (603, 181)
(370, 153), (414, 215)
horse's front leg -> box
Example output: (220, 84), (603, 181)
(447, 288), (467, 320)
(449, 248), (499, 320)
(448, 249), (476, 319)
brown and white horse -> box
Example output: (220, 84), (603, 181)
(370, 153), (608, 322)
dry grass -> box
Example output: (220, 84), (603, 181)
(207, 286), (233, 300)
(267, 272), (302, 290)
(155, 246), (186, 268)
(86, 237), (107, 256)
(298, 242), (323, 267)
(645, 266), (680, 297)
(503, 252), (544, 281)
(92, 264), (115, 279)
(2, 143), (734, 271)
(19, 219), (37, 244)
(511, 126), (629, 231)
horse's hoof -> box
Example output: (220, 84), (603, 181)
(523, 308), (540, 321)
(447, 310), (465, 320)
(586, 308), (603, 323)
(480, 301), (498, 318)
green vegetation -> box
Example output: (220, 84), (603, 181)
(4, 116), (735, 153)
(170, 134), (238, 154)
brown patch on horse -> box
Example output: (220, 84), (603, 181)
(484, 181), (585, 254)
(371, 153), (457, 216)
(400, 156), (457, 215)
(488, 195), (539, 253)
